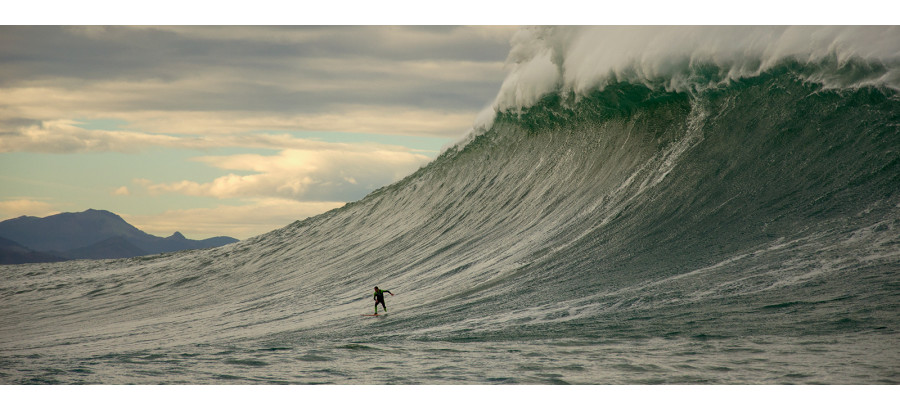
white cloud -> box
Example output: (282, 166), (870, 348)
(113, 186), (130, 196)
(143, 146), (430, 202)
(0, 114), (462, 154)
(0, 119), (187, 153)
(0, 108), (474, 154)
(118, 107), (476, 139)
(123, 198), (345, 240)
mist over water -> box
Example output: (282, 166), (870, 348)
(2, 27), (899, 384)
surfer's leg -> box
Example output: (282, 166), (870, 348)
(380, 300), (387, 312)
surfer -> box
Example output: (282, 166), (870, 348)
(373, 286), (393, 315)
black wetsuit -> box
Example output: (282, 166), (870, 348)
(374, 289), (389, 313)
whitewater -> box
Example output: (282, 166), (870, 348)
(2, 26), (899, 384)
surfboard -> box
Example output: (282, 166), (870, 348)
(361, 314), (385, 317)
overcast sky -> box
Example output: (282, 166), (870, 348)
(0, 0), (882, 241)
(0, 26), (518, 239)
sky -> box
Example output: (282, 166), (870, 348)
(0, 25), (518, 239)
(0, 1), (884, 241)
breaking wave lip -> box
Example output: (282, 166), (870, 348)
(463, 26), (900, 142)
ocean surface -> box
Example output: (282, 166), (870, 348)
(2, 27), (899, 385)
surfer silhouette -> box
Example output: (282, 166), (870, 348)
(373, 286), (393, 315)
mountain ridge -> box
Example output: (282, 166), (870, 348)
(0, 209), (239, 264)
(0, 236), (68, 264)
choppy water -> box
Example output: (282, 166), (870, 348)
(4, 334), (898, 384)
(2, 27), (899, 385)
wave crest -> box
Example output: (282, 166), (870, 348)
(468, 26), (900, 138)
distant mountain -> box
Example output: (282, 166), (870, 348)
(0, 209), (239, 263)
(0, 209), (145, 253)
(0, 236), (68, 264)
(58, 236), (147, 260)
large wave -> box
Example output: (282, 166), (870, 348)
(471, 26), (900, 135)
(2, 27), (899, 384)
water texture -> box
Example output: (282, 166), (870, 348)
(1, 27), (899, 384)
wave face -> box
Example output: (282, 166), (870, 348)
(2, 27), (900, 384)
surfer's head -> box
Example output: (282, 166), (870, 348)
(374, 286), (379, 291)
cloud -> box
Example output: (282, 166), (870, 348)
(123, 198), (345, 240)
(0, 107), (475, 154)
(0, 26), (516, 239)
(0, 119), (186, 153)
(143, 145), (431, 202)
(53, 26), (516, 67)
(0, 26), (512, 144)
(117, 106), (477, 138)
(0, 113), (469, 154)
(0, 199), (58, 220)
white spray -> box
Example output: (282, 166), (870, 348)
(464, 26), (900, 142)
